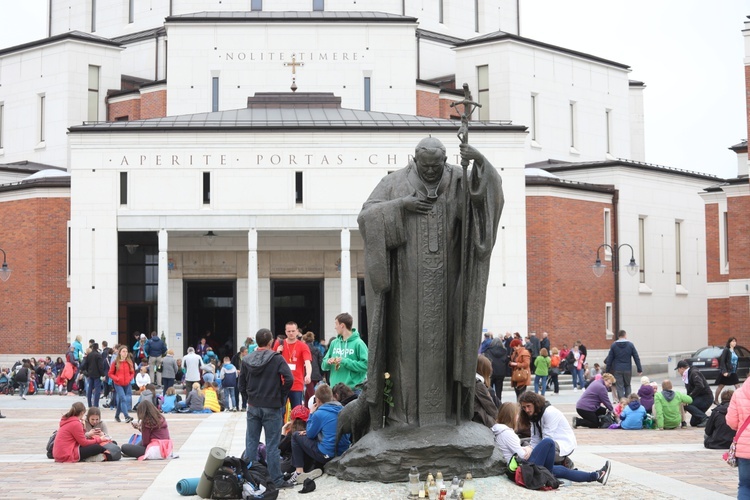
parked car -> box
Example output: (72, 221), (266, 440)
(684, 345), (750, 383)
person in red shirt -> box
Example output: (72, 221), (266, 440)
(53, 402), (107, 462)
(108, 346), (135, 423)
(273, 321), (312, 411)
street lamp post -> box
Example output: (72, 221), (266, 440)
(0, 248), (11, 281)
(591, 243), (638, 335)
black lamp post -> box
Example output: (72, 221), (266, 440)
(591, 243), (638, 335)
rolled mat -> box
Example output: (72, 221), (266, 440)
(175, 477), (200, 496)
(196, 447), (227, 498)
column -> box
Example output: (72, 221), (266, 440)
(248, 228), (259, 336)
(157, 229), (169, 339)
(340, 228), (352, 313)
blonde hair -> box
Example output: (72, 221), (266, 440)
(496, 402), (519, 427)
(192, 382), (201, 390)
(640, 376), (650, 385)
(167, 349), (174, 356)
(551, 347), (559, 355)
(165, 387), (176, 396)
(602, 373), (615, 384)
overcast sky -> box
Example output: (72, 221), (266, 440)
(1, 0), (748, 179)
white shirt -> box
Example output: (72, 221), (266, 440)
(491, 423), (528, 462)
(529, 405), (577, 457)
(183, 352), (204, 381)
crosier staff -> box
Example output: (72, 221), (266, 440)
(449, 83), (481, 425)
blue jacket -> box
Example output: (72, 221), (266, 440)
(146, 337), (167, 357)
(603, 339), (642, 373)
(620, 401), (646, 430)
(307, 402), (351, 457)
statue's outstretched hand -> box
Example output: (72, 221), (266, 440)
(402, 193), (433, 214)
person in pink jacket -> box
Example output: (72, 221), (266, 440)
(727, 380), (750, 499)
(53, 402), (107, 462)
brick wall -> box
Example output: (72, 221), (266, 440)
(729, 296), (750, 346)
(728, 195), (750, 279)
(708, 298), (730, 345)
(140, 90), (167, 120)
(439, 98), (461, 120)
(705, 203), (727, 284)
(526, 195), (614, 350)
(108, 97), (141, 121)
(416, 90), (440, 118)
(0, 197), (70, 354)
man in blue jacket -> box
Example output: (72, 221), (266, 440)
(145, 331), (167, 386)
(287, 383), (351, 486)
(603, 330), (642, 400)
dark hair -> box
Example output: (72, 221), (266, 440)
(86, 406), (102, 420)
(617, 330), (627, 339)
(332, 383), (354, 402)
(63, 402), (87, 419)
(517, 392), (546, 429)
(291, 418), (307, 433)
(727, 337), (737, 348)
(137, 400), (165, 429)
(315, 384), (333, 404)
(285, 321), (298, 329)
(92, 342), (99, 351)
(302, 332), (315, 343)
(335, 313), (353, 330)
(256, 329), (273, 347)
(721, 389), (735, 403)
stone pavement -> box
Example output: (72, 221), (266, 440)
(0, 375), (736, 499)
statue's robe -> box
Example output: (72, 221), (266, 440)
(358, 156), (503, 428)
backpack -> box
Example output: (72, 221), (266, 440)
(46, 430), (57, 459)
(211, 466), (243, 499)
(214, 456), (279, 500)
(504, 453), (561, 491)
(599, 411), (616, 428)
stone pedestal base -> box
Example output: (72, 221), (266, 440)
(325, 421), (504, 483)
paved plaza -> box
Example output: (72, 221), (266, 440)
(0, 375), (736, 499)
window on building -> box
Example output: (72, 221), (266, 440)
(212, 77), (219, 112)
(675, 221), (682, 285)
(569, 101), (577, 148)
(128, 0), (134, 23)
(39, 94), (46, 143)
(313, 0), (324, 11)
(477, 65), (490, 120)
(251, 0), (262, 11)
(605, 108), (612, 154)
(605, 302), (613, 338)
(603, 209), (611, 259)
(0, 102), (4, 149)
(530, 93), (538, 141)
(203, 172), (210, 204)
(120, 172), (128, 205)
(295, 171), (303, 204)
(364, 76), (371, 111)
(91, 0), (96, 31)
(638, 217), (646, 283)
(724, 212), (729, 268)
(439, 0), (444, 23)
(88, 65), (100, 122)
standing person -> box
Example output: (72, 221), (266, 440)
(182, 347), (204, 395)
(676, 360), (712, 427)
(549, 348), (561, 395)
(121, 400), (171, 458)
(108, 346), (135, 423)
(566, 344), (585, 391)
(274, 321), (312, 410)
(726, 377), (750, 499)
(15, 361), (31, 400)
(303, 332), (323, 403)
(478, 332), (493, 355)
(196, 337), (210, 358)
(528, 332), (541, 374)
(232, 346), (249, 411)
(573, 373), (615, 428)
(540, 332), (551, 353)
(484, 336), (508, 403)
(53, 402), (107, 462)
(603, 330), (643, 399)
(534, 348), (551, 395)
(81, 343), (105, 407)
(322, 313), (368, 390)
(160, 349), (179, 394)
(715, 337), (742, 405)
(219, 356), (238, 411)
(239, 328), (294, 491)
(133, 333), (149, 365)
(145, 331), (167, 386)
(509, 339), (531, 400)
(519, 391), (577, 468)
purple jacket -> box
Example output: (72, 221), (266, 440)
(638, 384), (654, 412)
(575, 379), (614, 412)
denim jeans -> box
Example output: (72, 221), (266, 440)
(738, 457), (750, 499)
(86, 377), (102, 407)
(245, 405), (284, 486)
(287, 391), (304, 410)
(162, 378), (175, 394)
(18, 381), (28, 397)
(224, 387), (236, 410)
(572, 369), (585, 389)
(113, 383), (132, 420)
(291, 431), (331, 469)
(529, 438), (596, 483)
(534, 375), (548, 395)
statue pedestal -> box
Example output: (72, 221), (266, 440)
(325, 421), (504, 483)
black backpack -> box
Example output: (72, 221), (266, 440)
(46, 430), (57, 459)
(211, 466), (242, 499)
(599, 411), (616, 428)
(214, 456), (279, 500)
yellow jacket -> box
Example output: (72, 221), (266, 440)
(203, 387), (221, 413)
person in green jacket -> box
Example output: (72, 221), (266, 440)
(322, 312), (368, 388)
(654, 379), (693, 429)
(533, 348), (551, 395)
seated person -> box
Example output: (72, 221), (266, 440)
(84, 407), (110, 440)
(613, 397), (628, 422)
(620, 393), (646, 430)
(286, 384), (351, 486)
(135, 383), (158, 411)
(279, 405), (310, 474)
(185, 382), (205, 412)
(474, 355), (499, 428)
(203, 381), (221, 413)
(704, 389), (736, 449)
(161, 387), (182, 413)
(493, 402), (611, 485)
(519, 392), (576, 467)
(121, 400), (171, 458)
(638, 376), (655, 414)
(654, 379), (692, 430)
(331, 383), (358, 406)
(573, 373), (615, 428)
(53, 402), (107, 462)
(135, 365), (151, 392)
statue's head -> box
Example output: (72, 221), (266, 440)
(414, 137), (447, 183)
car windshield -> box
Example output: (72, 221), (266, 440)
(693, 347), (722, 358)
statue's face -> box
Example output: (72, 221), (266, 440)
(415, 149), (446, 183)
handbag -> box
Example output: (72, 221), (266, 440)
(512, 368), (529, 383)
(724, 415), (750, 467)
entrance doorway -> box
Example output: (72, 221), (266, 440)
(271, 280), (324, 341)
(184, 280), (236, 360)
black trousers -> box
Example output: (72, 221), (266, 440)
(575, 407), (606, 428)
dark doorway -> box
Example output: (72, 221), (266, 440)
(185, 280), (236, 360)
(118, 231), (158, 348)
(271, 280), (324, 341)
(357, 278), (368, 345)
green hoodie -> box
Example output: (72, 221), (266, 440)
(322, 328), (368, 388)
(654, 389), (692, 429)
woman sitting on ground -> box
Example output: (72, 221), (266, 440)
(280, 405), (310, 474)
(573, 373), (615, 428)
(704, 389), (736, 449)
(638, 376), (655, 414)
(185, 382), (205, 412)
(474, 355), (500, 428)
(161, 386), (182, 413)
(492, 402), (611, 485)
(84, 407), (110, 440)
(53, 402), (108, 463)
(121, 400), (171, 458)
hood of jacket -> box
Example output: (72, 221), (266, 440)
(485, 340), (507, 358)
(335, 328), (362, 343)
(59, 415), (83, 430)
(316, 401), (344, 416)
(614, 339), (632, 350)
(248, 349), (278, 374)
(628, 400), (641, 411)
(662, 389), (675, 402)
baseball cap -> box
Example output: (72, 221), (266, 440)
(290, 405), (310, 422)
(299, 478), (316, 494)
(675, 360), (689, 370)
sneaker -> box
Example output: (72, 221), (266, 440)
(83, 453), (107, 462)
(571, 416), (578, 429)
(276, 481), (295, 490)
(115, 416), (121, 423)
(297, 469), (323, 483)
(597, 460), (611, 485)
(696, 418), (709, 428)
(681, 421), (687, 428)
(21, 396), (26, 400)
(125, 416), (134, 423)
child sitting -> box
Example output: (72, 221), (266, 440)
(613, 397), (629, 422)
(161, 386), (181, 413)
(704, 389), (736, 449)
(184, 382), (205, 412)
(135, 383), (159, 411)
(620, 393), (646, 429)
(43, 366), (56, 395)
(638, 376), (654, 413)
(135, 365), (151, 392)
(203, 381), (221, 413)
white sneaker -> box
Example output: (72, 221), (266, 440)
(297, 468), (323, 483)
